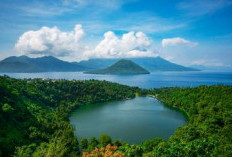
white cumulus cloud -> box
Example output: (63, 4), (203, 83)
(15, 24), (157, 61)
(162, 37), (198, 47)
(15, 24), (88, 60)
(85, 31), (156, 58)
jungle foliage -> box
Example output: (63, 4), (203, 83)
(149, 86), (232, 157)
(0, 76), (139, 157)
(0, 75), (231, 157)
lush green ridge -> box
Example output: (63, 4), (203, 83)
(0, 76), (140, 156)
(85, 59), (150, 75)
(0, 76), (231, 157)
(148, 86), (232, 156)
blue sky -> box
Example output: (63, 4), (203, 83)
(0, 0), (232, 67)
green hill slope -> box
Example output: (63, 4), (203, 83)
(0, 76), (231, 156)
(85, 59), (150, 75)
(77, 57), (199, 71)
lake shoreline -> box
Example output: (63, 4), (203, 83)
(69, 96), (187, 144)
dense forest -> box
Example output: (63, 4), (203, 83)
(148, 86), (232, 156)
(0, 76), (231, 156)
(0, 75), (141, 156)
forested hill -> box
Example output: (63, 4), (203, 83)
(0, 76), (231, 156)
(85, 59), (150, 75)
(0, 76), (141, 156)
(149, 86), (232, 156)
(77, 57), (198, 72)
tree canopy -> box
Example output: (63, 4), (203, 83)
(0, 75), (231, 157)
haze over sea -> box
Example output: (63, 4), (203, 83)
(1, 71), (231, 89)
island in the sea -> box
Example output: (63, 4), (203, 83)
(85, 59), (150, 75)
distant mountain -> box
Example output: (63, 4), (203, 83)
(0, 56), (87, 73)
(85, 59), (150, 75)
(76, 58), (118, 69)
(77, 57), (198, 72)
(0, 55), (199, 73)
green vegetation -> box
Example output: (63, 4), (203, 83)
(148, 86), (232, 157)
(0, 76), (139, 156)
(85, 59), (150, 75)
(0, 76), (231, 156)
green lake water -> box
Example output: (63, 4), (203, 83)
(69, 97), (187, 144)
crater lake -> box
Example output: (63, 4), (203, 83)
(69, 97), (187, 144)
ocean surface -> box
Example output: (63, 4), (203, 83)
(1, 71), (232, 88)
(69, 97), (187, 144)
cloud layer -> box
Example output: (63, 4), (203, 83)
(162, 37), (198, 47)
(15, 25), (87, 59)
(15, 25), (156, 61)
(86, 31), (155, 58)
(192, 59), (228, 67)
(15, 24), (202, 62)
(178, 0), (232, 17)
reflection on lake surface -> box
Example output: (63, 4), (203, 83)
(69, 97), (187, 144)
